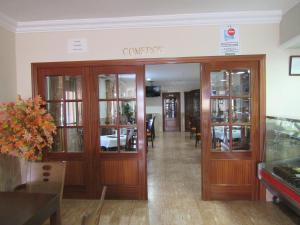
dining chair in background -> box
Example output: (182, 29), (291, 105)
(147, 116), (156, 148)
(125, 128), (136, 151)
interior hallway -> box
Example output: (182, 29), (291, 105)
(47, 132), (299, 225)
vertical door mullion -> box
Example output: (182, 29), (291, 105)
(62, 76), (68, 152)
(229, 70), (233, 151)
(116, 74), (120, 152)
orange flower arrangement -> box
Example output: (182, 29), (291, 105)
(0, 96), (56, 161)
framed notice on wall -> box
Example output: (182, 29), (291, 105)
(219, 24), (240, 55)
(289, 56), (300, 76)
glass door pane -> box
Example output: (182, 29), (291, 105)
(231, 70), (250, 96)
(209, 68), (251, 152)
(98, 73), (138, 153)
(45, 75), (84, 153)
(119, 74), (136, 98)
(211, 99), (229, 123)
(210, 70), (229, 96)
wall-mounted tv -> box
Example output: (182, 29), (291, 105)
(146, 86), (161, 97)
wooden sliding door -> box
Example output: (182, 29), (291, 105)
(201, 61), (261, 200)
(33, 64), (146, 199)
(35, 67), (92, 198)
(90, 65), (146, 199)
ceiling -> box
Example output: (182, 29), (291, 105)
(145, 63), (200, 83)
(0, 0), (299, 22)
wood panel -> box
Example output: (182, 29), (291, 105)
(123, 160), (139, 185)
(64, 161), (86, 186)
(210, 185), (252, 200)
(99, 159), (139, 186)
(105, 186), (141, 199)
(209, 160), (253, 185)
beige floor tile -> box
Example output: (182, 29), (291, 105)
(45, 132), (299, 225)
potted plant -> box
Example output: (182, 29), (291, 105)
(0, 95), (56, 191)
(122, 103), (134, 124)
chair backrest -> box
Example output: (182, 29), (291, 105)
(81, 186), (107, 225)
(27, 161), (66, 202)
(151, 116), (156, 132)
(126, 128), (134, 143)
(147, 118), (153, 131)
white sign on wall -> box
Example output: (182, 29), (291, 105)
(68, 38), (88, 53)
(219, 25), (240, 55)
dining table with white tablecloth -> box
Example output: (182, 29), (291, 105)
(100, 135), (127, 148)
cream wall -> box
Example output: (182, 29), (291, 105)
(16, 23), (300, 119)
(0, 26), (16, 102)
(280, 2), (300, 46)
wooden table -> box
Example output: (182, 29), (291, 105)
(0, 191), (61, 225)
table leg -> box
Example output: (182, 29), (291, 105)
(50, 208), (61, 225)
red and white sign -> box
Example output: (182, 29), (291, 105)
(220, 25), (240, 55)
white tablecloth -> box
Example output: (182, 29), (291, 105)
(213, 127), (241, 140)
(100, 135), (126, 148)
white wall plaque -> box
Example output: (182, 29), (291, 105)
(68, 38), (88, 53)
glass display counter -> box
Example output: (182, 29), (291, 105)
(258, 116), (300, 215)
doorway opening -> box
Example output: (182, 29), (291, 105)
(145, 63), (202, 200)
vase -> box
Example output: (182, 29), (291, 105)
(0, 154), (28, 191)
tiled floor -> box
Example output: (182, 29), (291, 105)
(52, 132), (300, 225)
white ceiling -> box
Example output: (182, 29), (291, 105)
(0, 0), (299, 22)
(145, 63), (200, 83)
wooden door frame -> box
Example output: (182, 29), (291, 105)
(32, 54), (266, 201)
(162, 92), (181, 132)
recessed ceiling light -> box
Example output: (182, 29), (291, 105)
(146, 78), (152, 81)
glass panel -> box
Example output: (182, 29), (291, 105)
(211, 99), (229, 123)
(119, 128), (137, 152)
(232, 98), (251, 123)
(66, 102), (83, 126)
(65, 76), (82, 100)
(46, 102), (64, 126)
(211, 126), (230, 152)
(210, 70), (229, 96)
(51, 128), (64, 152)
(232, 126), (251, 151)
(119, 74), (136, 98)
(99, 101), (117, 125)
(45, 76), (63, 100)
(266, 117), (300, 162)
(119, 101), (136, 125)
(66, 128), (83, 152)
(165, 97), (177, 119)
(231, 69), (250, 96)
(100, 127), (118, 152)
(98, 74), (117, 99)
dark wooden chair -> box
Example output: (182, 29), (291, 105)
(195, 133), (201, 147)
(125, 128), (136, 151)
(147, 116), (156, 148)
(190, 126), (197, 139)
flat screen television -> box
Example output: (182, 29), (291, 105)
(146, 86), (161, 97)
